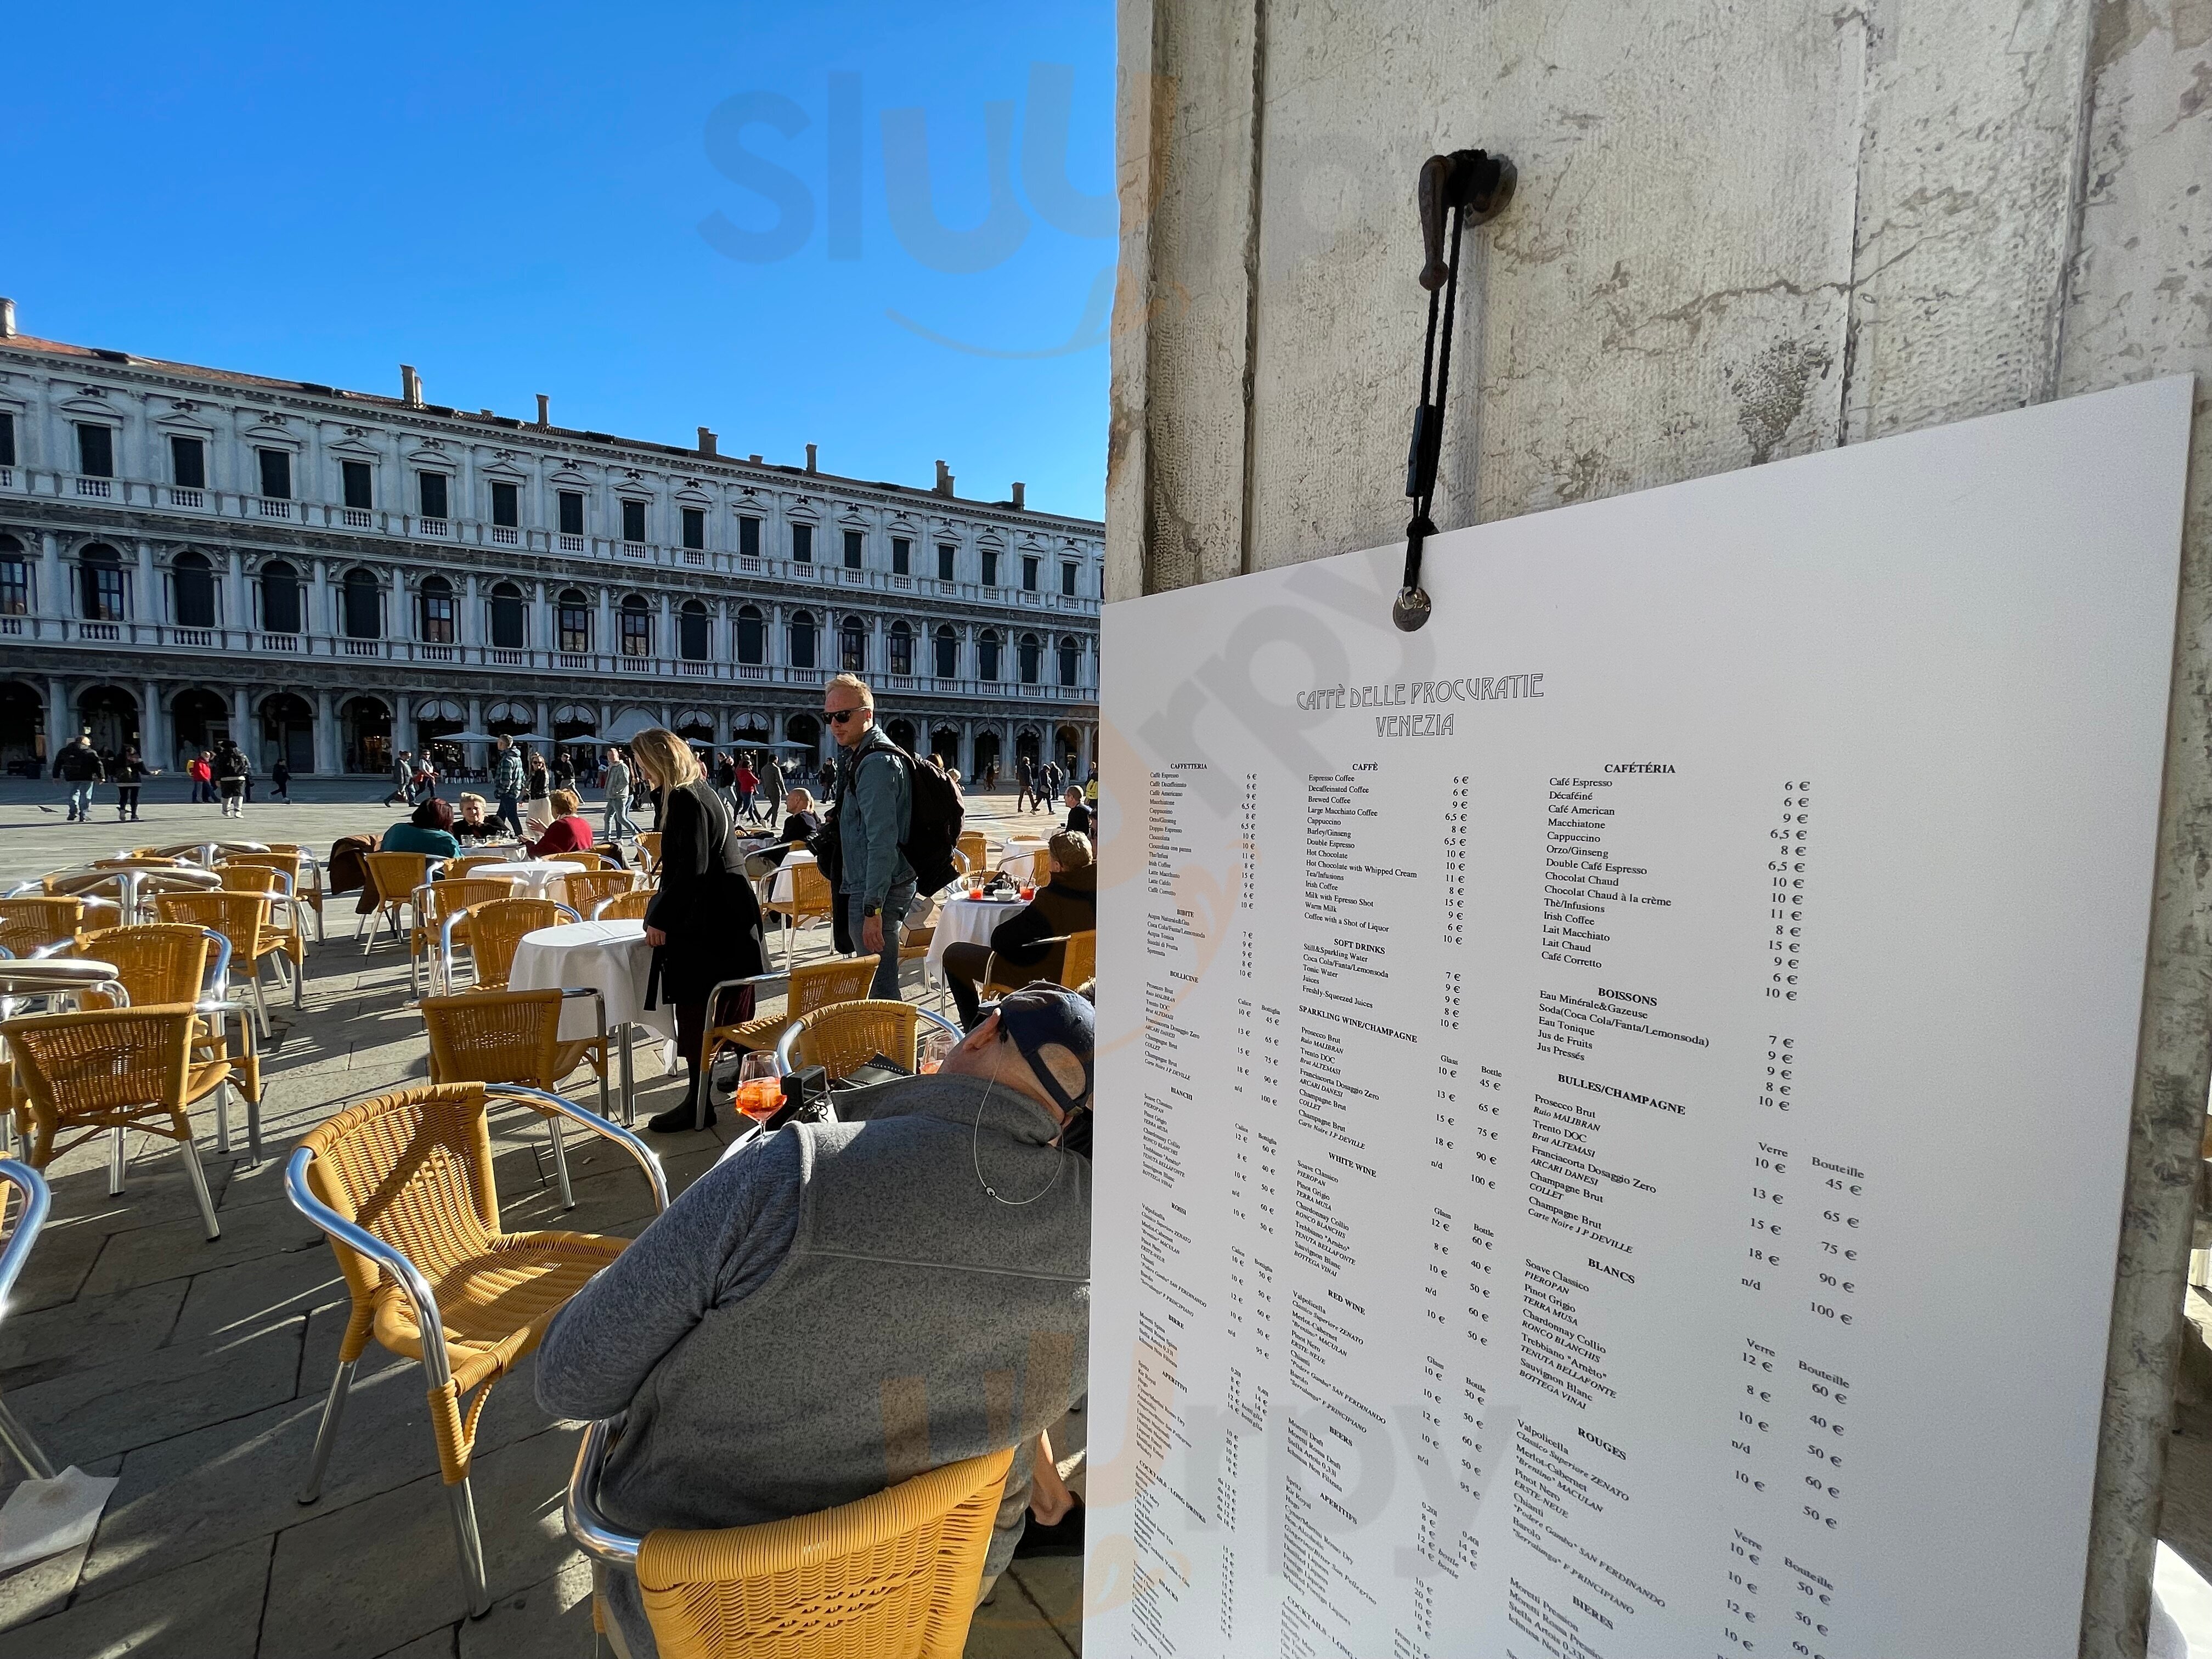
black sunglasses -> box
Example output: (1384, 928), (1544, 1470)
(826, 708), (862, 725)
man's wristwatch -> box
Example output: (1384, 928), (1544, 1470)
(863, 904), (881, 918)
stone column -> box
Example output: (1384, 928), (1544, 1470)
(394, 695), (414, 763)
(45, 676), (72, 758)
(39, 533), (64, 624)
(225, 549), (247, 640)
(659, 591), (674, 667)
(309, 560), (330, 642)
(533, 580), (550, 650)
(230, 686), (252, 754)
(461, 573), (481, 648)
(143, 680), (168, 769)
(467, 695), (485, 776)
(136, 541), (157, 634)
(535, 697), (551, 738)
(1079, 725), (1093, 776)
(597, 588), (614, 657)
(314, 690), (336, 776)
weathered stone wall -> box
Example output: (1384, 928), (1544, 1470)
(1107, 3), (2212, 1652)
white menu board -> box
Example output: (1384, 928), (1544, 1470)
(1086, 378), (2193, 1659)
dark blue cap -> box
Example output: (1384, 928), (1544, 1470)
(981, 981), (1095, 1116)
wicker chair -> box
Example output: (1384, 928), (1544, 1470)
(409, 879), (515, 997)
(287, 1081), (667, 1618)
(545, 850), (609, 872)
(761, 862), (835, 970)
(442, 898), (579, 992)
(955, 830), (989, 882)
(567, 1425), (1011, 1659)
(225, 848), (325, 945)
(591, 889), (653, 922)
(217, 865), (305, 998)
(420, 990), (614, 1192)
(442, 855), (509, 881)
(979, 930), (1096, 998)
(359, 851), (433, 952)
(774, 1000), (961, 1081)
(1, 1006), (228, 1239)
(557, 870), (636, 916)
(636, 832), (663, 874)
(155, 889), (289, 1037)
(0, 898), (88, 960)
(701, 956), (877, 1099)
(0, 1161), (58, 1479)
(74, 923), (257, 1154)
(996, 848), (1051, 887)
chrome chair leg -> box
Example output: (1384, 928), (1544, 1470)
(546, 1115), (574, 1210)
(251, 967), (272, 1039)
(445, 1476), (493, 1618)
(0, 1393), (57, 1481)
(177, 1129), (220, 1241)
(108, 1126), (126, 1196)
(298, 1356), (358, 1503)
(213, 1077), (232, 1156)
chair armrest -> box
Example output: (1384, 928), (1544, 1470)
(491, 1086), (669, 1215)
(565, 1415), (642, 1567)
(559, 989), (610, 1055)
(196, 926), (234, 992)
(284, 1146), (456, 1391)
(704, 972), (787, 1009)
(917, 1006), (961, 1043)
(0, 1160), (52, 1311)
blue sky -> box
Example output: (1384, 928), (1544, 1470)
(0, 1), (1118, 518)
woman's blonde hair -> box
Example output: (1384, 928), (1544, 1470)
(457, 792), (486, 816)
(1048, 830), (1093, 872)
(628, 727), (701, 792)
(550, 788), (580, 817)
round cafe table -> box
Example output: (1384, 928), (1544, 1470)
(469, 860), (576, 900)
(923, 892), (1026, 981)
(509, 918), (675, 1121)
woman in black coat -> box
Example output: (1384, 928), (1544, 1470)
(630, 727), (766, 1132)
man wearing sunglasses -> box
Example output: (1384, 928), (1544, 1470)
(825, 673), (914, 1001)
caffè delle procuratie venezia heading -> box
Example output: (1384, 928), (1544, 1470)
(0, 299), (1101, 781)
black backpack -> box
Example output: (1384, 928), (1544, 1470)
(816, 739), (965, 897)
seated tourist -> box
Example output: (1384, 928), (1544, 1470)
(1062, 785), (1091, 837)
(453, 793), (499, 841)
(527, 788), (595, 857)
(754, 787), (823, 870)
(380, 796), (462, 862)
(941, 830), (1097, 1029)
(537, 984), (1094, 1659)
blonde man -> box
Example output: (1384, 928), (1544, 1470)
(823, 673), (915, 1001)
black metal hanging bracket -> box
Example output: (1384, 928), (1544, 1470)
(1395, 148), (1515, 633)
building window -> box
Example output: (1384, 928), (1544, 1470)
(789, 610), (817, 668)
(934, 624), (958, 679)
(78, 544), (126, 620)
(76, 424), (114, 478)
(558, 589), (592, 653)
(342, 568), (381, 639)
(682, 506), (706, 550)
(737, 605), (765, 663)
(839, 614), (867, 672)
(343, 460), (373, 510)
(558, 490), (584, 535)
(937, 543), (957, 581)
(891, 537), (911, 575)
(889, 620), (913, 675)
(0, 549), (26, 616)
(679, 599), (710, 660)
(419, 575), (456, 643)
(1062, 561), (1079, 597)
(620, 595), (652, 657)
(843, 529), (864, 569)
(491, 481), (518, 528)
(622, 499), (647, 543)
(1022, 556), (1039, 592)
(1018, 632), (1042, 683)
(792, 523), (814, 563)
(170, 435), (206, 489)
(980, 548), (1000, 586)
(173, 552), (217, 628)
(978, 628), (1001, 681)
(0, 413), (14, 467)
(417, 471), (449, 521)
(490, 581), (525, 648)
(261, 560), (302, 634)
(1058, 635), (1080, 686)
(739, 515), (761, 558)
(258, 448), (292, 500)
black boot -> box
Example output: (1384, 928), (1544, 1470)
(645, 1058), (715, 1132)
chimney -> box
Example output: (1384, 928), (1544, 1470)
(748, 453), (763, 464)
(698, 426), (718, 457)
(0, 299), (14, 339)
(1011, 481), (1025, 510)
(805, 443), (819, 473)
(935, 459), (955, 497)
(400, 364), (423, 408)
(535, 393), (550, 428)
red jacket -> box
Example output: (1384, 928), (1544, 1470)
(527, 816), (594, 857)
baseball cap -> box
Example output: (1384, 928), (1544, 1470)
(981, 981), (1094, 1116)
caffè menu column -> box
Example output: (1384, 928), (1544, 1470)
(1086, 380), (2193, 1659)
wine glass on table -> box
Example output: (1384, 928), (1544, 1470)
(735, 1051), (785, 1124)
(917, 1029), (955, 1075)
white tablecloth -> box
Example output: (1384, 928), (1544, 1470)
(470, 860), (576, 900)
(924, 894), (1026, 979)
(766, 849), (817, 905)
(509, 919), (675, 1042)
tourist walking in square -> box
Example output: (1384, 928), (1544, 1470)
(114, 747), (154, 822)
(213, 738), (250, 819)
(825, 673), (915, 1003)
(52, 733), (103, 822)
(491, 735), (526, 838)
(602, 746), (636, 843)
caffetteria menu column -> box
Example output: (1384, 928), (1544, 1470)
(1086, 379), (2193, 1659)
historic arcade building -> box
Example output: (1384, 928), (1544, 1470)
(0, 306), (1101, 782)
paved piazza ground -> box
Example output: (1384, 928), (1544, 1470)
(0, 775), (1085, 1658)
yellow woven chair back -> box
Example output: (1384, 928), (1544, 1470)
(1, 1005), (199, 1144)
(558, 871), (635, 914)
(74, 925), (211, 1008)
(421, 880), (514, 932)
(793, 956), (880, 1018)
(637, 832), (663, 873)
(545, 850), (607, 871)
(461, 898), (569, 991)
(217, 865), (285, 898)
(0, 896), (86, 958)
(154, 890), (273, 964)
(421, 991), (565, 1089)
(1059, 930), (1095, 990)
(221, 850), (300, 884)
(443, 855), (507, 880)
(955, 830), (988, 877)
(768, 862), (833, 924)
(783, 1000), (927, 1080)
(594, 889), (654, 922)
(363, 851), (432, 910)
(634, 1445), (1014, 1659)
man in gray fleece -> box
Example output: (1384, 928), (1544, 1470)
(537, 984), (1094, 1659)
